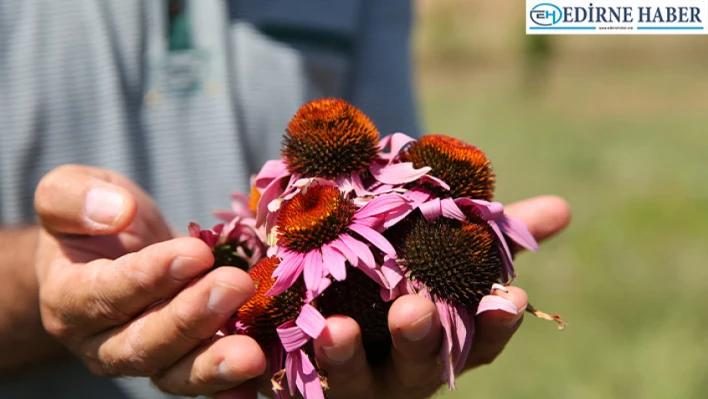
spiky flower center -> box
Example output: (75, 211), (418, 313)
(237, 256), (305, 348)
(282, 98), (380, 179)
(400, 134), (495, 201)
(277, 185), (355, 252)
(318, 266), (392, 366)
(248, 185), (261, 213)
(399, 215), (502, 306)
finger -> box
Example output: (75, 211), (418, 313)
(87, 266), (254, 376)
(504, 195), (572, 243)
(465, 286), (528, 368)
(35, 164), (138, 235)
(152, 335), (266, 397)
(387, 295), (443, 394)
(41, 237), (214, 338)
(313, 316), (375, 399)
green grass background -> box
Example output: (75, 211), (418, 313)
(414, 2), (708, 398)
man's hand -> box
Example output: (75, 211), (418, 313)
(281, 195), (571, 399)
(34, 165), (265, 397)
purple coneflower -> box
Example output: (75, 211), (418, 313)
(267, 181), (411, 300)
(226, 256), (328, 399)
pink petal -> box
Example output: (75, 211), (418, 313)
(370, 162), (432, 185)
(382, 206), (414, 229)
(288, 349), (325, 399)
(305, 277), (332, 303)
(440, 198), (466, 221)
(295, 304), (327, 339)
(355, 192), (408, 219)
(378, 132), (416, 162)
(349, 223), (396, 256)
(436, 301), (455, 388)
(455, 198), (504, 221)
(303, 250), (324, 294)
(329, 239), (358, 267)
(267, 252), (305, 297)
(285, 350), (298, 396)
(497, 215), (539, 252)
(404, 186), (432, 205)
(381, 258), (404, 289)
(277, 320), (309, 352)
(335, 174), (355, 193)
(419, 174), (451, 190)
(188, 222), (202, 238)
(322, 244), (347, 281)
(452, 305), (474, 376)
(340, 234), (375, 271)
(487, 220), (516, 281)
(255, 160), (288, 188)
(351, 172), (369, 197)
(419, 198), (442, 221)
(477, 294), (519, 315)
(256, 175), (288, 227)
(213, 210), (238, 223)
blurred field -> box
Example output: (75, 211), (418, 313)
(414, 1), (708, 398)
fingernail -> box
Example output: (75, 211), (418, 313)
(402, 312), (433, 342)
(170, 256), (205, 281)
(85, 187), (126, 226)
(208, 283), (243, 314)
(322, 341), (355, 364)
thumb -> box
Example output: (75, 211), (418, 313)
(34, 164), (138, 235)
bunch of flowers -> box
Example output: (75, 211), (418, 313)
(189, 98), (563, 399)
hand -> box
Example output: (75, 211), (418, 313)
(34, 165), (265, 397)
(298, 195), (571, 399)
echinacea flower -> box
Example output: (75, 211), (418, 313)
(226, 256), (328, 399)
(188, 217), (267, 271)
(399, 134), (496, 201)
(390, 212), (524, 388)
(268, 181), (410, 299)
(254, 100), (438, 227)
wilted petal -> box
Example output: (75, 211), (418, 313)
(296, 304), (327, 339)
(487, 220), (516, 281)
(455, 198), (504, 221)
(349, 223), (396, 256)
(287, 349), (325, 399)
(436, 301), (455, 388)
(477, 294), (519, 315)
(452, 306), (474, 376)
(277, 320), (309, 352)
(497, 215), (539, 252)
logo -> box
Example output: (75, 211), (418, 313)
(530, 3), (563, 26)
(526, 0), (708, 35)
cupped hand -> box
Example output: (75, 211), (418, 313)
(280, 195), (571, 399)
(34, 165), (265, 397)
